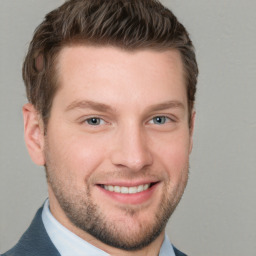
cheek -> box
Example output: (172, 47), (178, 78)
(46, 127), (111, 182)
(152, 131), (191, 179)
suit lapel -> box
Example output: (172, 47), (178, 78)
(3, 206), (60, 256)
(173, 246), (188, 256)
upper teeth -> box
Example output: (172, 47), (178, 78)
(103, 184), (150, 194)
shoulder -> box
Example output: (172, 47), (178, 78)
(2, 206), (60, 256)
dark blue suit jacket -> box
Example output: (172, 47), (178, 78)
(2, 207), (187, 256)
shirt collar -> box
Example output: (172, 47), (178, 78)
(42, 199), (175, 256)
(159, 234), (176, 256)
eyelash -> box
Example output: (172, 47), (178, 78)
(149, 116), (174, 125)
(83, 115), (175, 126)
(84, 117), (106, 126)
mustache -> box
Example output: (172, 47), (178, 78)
(88, 168), (168, 183)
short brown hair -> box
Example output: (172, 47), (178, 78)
(23, 0), (198, 126)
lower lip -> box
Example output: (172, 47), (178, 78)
(97, 183), (159, 205)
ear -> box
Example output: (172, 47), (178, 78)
(189, 110), (196, 154)
(23, 103), (45, 166)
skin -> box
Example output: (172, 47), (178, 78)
(23, 46), (195, 256)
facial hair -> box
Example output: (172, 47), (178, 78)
(45, 152), (189, 251)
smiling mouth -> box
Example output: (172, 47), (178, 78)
(99, 183), (157, 194)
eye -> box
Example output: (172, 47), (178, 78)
(85, 117), (105, 126)
(150, 116), (171, 125)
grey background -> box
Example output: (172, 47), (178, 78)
(1, 0), (255, 255)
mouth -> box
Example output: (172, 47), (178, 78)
(98, 182), (158, 194)
(97, 182), (159, 205)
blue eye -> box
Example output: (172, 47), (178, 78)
(151, 116), (169, 125)
(86, 117), (103, 125)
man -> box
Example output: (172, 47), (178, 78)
(2, 0), (198, 255)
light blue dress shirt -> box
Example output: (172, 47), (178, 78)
(42, 199), (175, 256)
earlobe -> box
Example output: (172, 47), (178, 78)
(189, 111), (196, 154)
(23, 103), (45, 166)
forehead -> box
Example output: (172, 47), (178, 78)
(53, 45), (187, 111)
(57, 45), (184, 78)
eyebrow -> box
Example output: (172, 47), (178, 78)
(65, 100), (116, 113)
(145, 101), (185, 113)
(65, 100), (185, 113)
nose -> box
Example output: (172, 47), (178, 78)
(110, 124), (153, 172)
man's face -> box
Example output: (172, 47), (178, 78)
(42, 46), (194, 250)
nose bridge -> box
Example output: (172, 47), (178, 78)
(111, 121), (152, 171)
